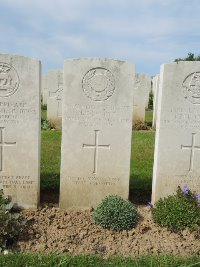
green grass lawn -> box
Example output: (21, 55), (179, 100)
(41, 131), (61, 191)
(130, 131), (155, 203)
(1, 254), (200, 267)
(145, 110), (153, 126)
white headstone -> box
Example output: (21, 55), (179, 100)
(152, 62), (200, 204)
(0, 54), (40, 209)
(47, 70), (63, 130)
(145, 75), (152, 109)
(60, 58), (134, 209)
(152, 74), (160, 129)
(42, 74), (48, 105)
(133, 73), (150, 123)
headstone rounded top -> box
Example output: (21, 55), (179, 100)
(0, 62), (20, 97)
(183, 72), (200, 104)
(82, 67), (115, 101)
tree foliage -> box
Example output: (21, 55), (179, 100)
(175, 52), (200, 62)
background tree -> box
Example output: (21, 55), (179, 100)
(175, 52), (200, 62)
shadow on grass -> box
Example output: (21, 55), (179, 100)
(129, 188), (151, 205)
(129, 175), (152, 205)
(40, 173), (60, 203)
(146, 121), (152, 127)
(40, 190), (59, 204)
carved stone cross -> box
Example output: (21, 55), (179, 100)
(0, 127), (16, 171)
(181, 133), (200, 172)
(83, 130), (110, 174)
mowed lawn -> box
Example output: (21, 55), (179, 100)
(130, 131), (155, 203)
(40, 109), (155, 203)
(1, 254), (200, 267)
(41, 130), (61, 191)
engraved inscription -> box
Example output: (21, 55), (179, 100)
(83, 130), (110, 174)
(163, 107), (200, 129)
(181, 133), (200, 172)
(82, 68), (115, 101)
(65, 104), (132, 127)
(0, 63), (20, 97)
(0, 101), (37, 125)
(67, 176), (120, 186)
(183, 72), (200, 104)
(0, 175), (35, 190)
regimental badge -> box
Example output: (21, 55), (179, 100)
(0, 62), (20, 97)
(82, 67), (115, 101)
(183, 72), (200, 104)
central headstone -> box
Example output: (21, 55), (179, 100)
(60, 58), (134, 209)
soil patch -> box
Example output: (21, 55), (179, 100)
(11, 202), (200, 257)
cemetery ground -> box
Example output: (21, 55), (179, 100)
(1, 110), (200, 267)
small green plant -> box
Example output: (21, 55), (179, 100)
(0, 190), (26, 249)
(152, 185), (200, 231)
(41, 118), (51, 130)
(92, 195), (139, 231)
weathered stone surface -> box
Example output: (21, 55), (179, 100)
(42, 74), (48, 105)
(60, 58), (134, 209)
(152, 62), (200, 203)
(145, 75), (152, 109)
(133, 73), (151, 123)
(152, 74), (160, 129)
(0, 54), (40, 209)
(47, 70), (63, 130)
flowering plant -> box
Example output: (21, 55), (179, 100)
(152, 185), (200, 231)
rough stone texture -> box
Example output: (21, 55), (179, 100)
(47, 70), (63, 130)
(60, 58), (134, 209)
(42, 74), (48, 105)
(133, 73), (151, 123)
(152, 74), (158, 96)
(0, 54), (40, 209)
(152, 62), (200, 204)
(152, 74), (160, 129)
(145, 75), (152, 109)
